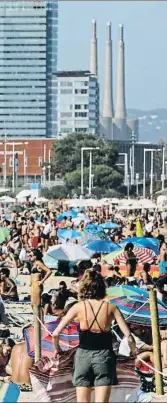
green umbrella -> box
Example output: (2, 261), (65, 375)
(0, 227), (10, 244)
(106, 286), (141, 299)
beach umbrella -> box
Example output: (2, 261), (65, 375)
(77, 213), (90, 221)
(106, 285), (149, 299)
(119, 237), (159, 256)
(16, 189), (31, 200)
(86, 240), (120, 254)
(99, 222), (119, 230)
(85, 223), (99, 231)
(105, 247), (155, 265)
(23, 320), (79, 358)
(0, 227), (10, 244)
(57, 210), (78, 220)
(117, 247), (155, 265)
(43, 255), (58, 269)
(47, 244), (93, 261)
(72, 213), (90, 227)
(0, 196), (15, 203)
(35, 197), (49, 204)
(109, 295), (167, 326)
(57, 229), (82, 242)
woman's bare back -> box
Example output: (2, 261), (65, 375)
(78, 299), (115, 332)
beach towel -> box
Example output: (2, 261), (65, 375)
(30, 353), (140, 402)
(0, 382), (20, 403)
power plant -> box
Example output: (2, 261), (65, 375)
(90, 20), (139, 142)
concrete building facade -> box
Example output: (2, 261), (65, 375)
(56, 70), (99, 137)
(0, 0), (58, 139)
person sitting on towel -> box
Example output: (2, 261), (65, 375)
(0, 268), (19, 302)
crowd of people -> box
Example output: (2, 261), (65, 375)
(0, 199), (166, 401)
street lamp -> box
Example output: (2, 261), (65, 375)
(91, 174), (94, 189)
(5, 141), (28, 193)
(117, 153), (128, 186)
(81, 147), (99, 196)
(127, 174), (130, 198)
(162, 146), (165, 191)
(143, 148), (161, 199)
(136, 173), (139, 196)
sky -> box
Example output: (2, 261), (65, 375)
(58, 1), (167, 111)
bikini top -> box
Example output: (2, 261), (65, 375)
(31, 265), (45, 279)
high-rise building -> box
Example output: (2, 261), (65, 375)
(56, 70), (99, 137)
(0, 0), (58, 139)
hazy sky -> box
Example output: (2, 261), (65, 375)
(58, 1), (167, 111)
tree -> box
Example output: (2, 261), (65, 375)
(52, 133), (124, 195)
(65, 165), (122, 191)
(52, 133), (119, 175)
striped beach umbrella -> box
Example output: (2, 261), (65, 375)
(23, 320), (79, 359)
(106, 247), (155, 265)
(109, 295), (167, 326)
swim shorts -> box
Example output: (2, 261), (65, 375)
(72, 347), (117, 387)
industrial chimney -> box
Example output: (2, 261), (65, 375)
(90, 19), (98, 76)
(115, 24), (126, 118)
(103, 22), (114, 118)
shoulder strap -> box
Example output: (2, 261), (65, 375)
(86, 300), (104, 332)
(83, 301), (89, 329)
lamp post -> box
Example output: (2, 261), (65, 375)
(23, 142), (29, 186)
(4, 132), (7, 187)
(136, 173), (139, 196)
(81, 147), (99, 195)
(91, 174), (94, 189)
(162, 146), (165, 191)
(43, 144), (46, 186)
(42, 167), (46, 187)
(143, 148), (161, 199)
(5, 141), (27, 193)
(117, 153), (128, 186)
(48, 149), (51, 189)
(88, 151), (92, 195)
(127, 174), (130, 198)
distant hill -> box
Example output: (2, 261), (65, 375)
(128, 108), (167, 143)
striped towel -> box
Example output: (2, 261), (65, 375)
(30, 352), (140, 402)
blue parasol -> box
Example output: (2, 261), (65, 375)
(57, 229), (82, 242)
(86, 239), (120, 254)
(99, 222), (120, 230)
(57, 210), (78, 220)
(119, 237), (159, 256)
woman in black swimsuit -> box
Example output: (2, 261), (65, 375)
(52, 269), (136, 403)
(29, 249), (51, 306)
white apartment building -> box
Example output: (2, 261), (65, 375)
(56, 70), (99, 137)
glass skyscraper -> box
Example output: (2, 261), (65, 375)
(0, 0), (58, 139)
